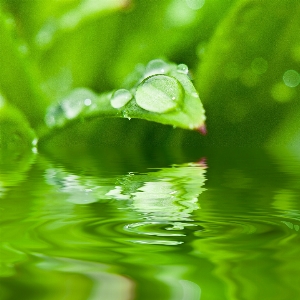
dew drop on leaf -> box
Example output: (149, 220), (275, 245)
(45, 88), (97, 127)
(110, 89), (133, 109)
(144, 59), (170, 78)
(135, 74), (184, 113)
(61, 88), (96, 119)
(177, 63), (189, 74)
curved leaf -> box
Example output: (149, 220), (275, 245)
(0, 6), (50, 130)
(41, 59), (206, 142)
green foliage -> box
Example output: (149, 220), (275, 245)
(0, 93), (35, 159)
(42, 60), (205, 140)
(195, 0), (300, 147)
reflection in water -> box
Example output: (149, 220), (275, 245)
(45, 162), (206, 245)
(1, 150), (300, 299)
(0, 148), (36, 199)
(34, 254), (135, 300)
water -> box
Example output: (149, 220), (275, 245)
(1, 147), (300, 300)
(45, 88), (97, 128)
(110, 89), (133, 109)
(135, 75), (183, 113)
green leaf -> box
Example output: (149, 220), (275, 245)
(0, 6), (50, 130)
(0, 93), (36, 152)
(0, 93), (36, 195)
(35, 0), (129, 50)
(41, 59), (206, 142)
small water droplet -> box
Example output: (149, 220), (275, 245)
(135, 74), (184, 113)
(122, 111), (131, 120)
(191, 92), (199, 98)
(283, 69), (300, 88)
(177, 63), (189, 74)
(84, 98), (92, 106)
(110, 89), (133, 109)
(45, 104), (65, 127)
(144, 59), (170, 78)
(32, 138), (38, 146)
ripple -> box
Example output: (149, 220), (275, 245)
(132, 240), (184, 245)
(125, 222), (186, 237)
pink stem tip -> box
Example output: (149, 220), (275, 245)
(197, 123), (207, 135)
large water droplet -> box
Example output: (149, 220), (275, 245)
(135, 75), (184, 113)
(110, 89), (133, 109)
(177, 63), (189, 74)
(144, 59), (170, 78)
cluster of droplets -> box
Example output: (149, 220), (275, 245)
(45, 88), (96, 128)
(110, 59), (191, 114)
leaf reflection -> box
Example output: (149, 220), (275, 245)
(45, 162), (207, 222)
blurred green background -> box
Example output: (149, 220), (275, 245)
(1, 0), (300, 156)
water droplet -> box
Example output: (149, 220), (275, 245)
(32, 147), (38, 154)
(84, 98), (92, 106)
(135, 75), (184, 113)
(45, 104), (65, 127)
(32, 138), (38, 146)
(191, 92), (198, 98)
(61, 88), (96, 119)
(110, 89), (133, 109)
(177, 64), (189, 74)
(144, 59), (170, 78)
(122, 111), (131, 120)
(185, 0), (205, 10)
(45, 88), (97, 127)
(283, 69), (300, 88)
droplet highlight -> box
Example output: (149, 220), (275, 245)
(110, 89), (133, 109)
(135, 75), (184, 113)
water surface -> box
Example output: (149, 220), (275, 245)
(1, 147), (300, 300)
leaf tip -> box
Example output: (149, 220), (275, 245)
(196, 123), (207, 135)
